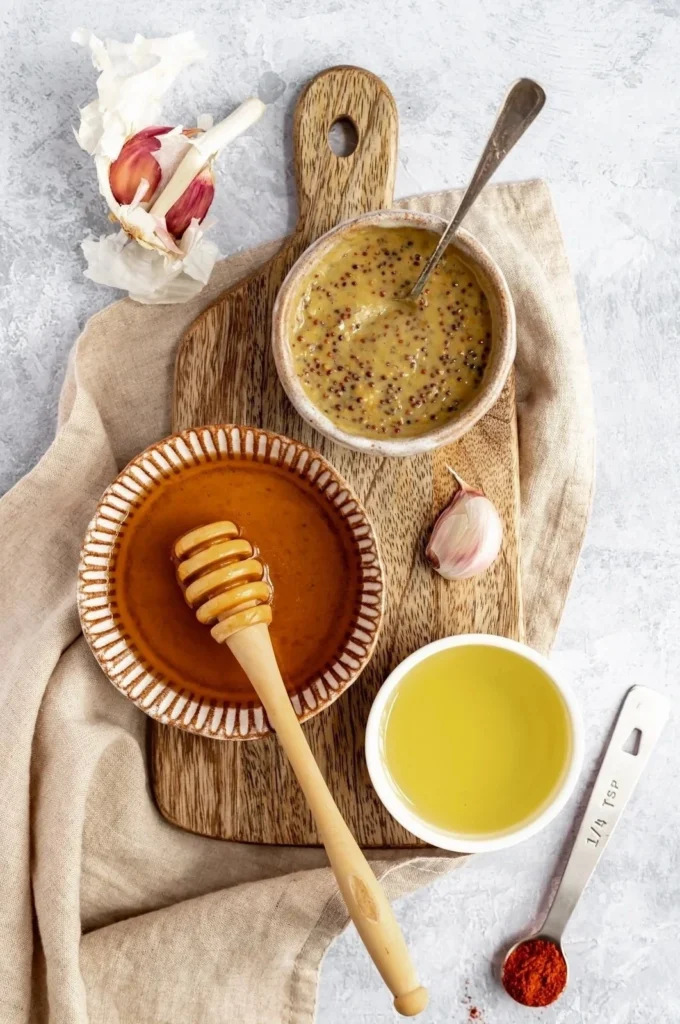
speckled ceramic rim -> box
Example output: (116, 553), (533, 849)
(365, 634), (584, 852)
(272, 209), (516, 457)
(77, 425), (385, 741)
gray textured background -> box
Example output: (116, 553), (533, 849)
(1, 1), (679, 1021)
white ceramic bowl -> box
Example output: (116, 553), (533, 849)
(365, 634), (584, 853)
(272, 209), (516, 457)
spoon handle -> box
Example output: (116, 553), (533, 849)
(541, 686), (669, 942)
(227, 623), (428, 1018)
(409, 78), (545, 298)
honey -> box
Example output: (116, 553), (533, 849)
(111, 459), (360, 702)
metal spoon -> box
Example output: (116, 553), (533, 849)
(502, 685), (669, 1006)
(408, 79), (546, 300)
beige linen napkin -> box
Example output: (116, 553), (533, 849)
(0, 181), (593, 1024)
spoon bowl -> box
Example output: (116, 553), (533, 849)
(501, 934), (569, 1007)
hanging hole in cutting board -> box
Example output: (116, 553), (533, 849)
(328, 117), (359, 157)
(623, 727), (642, 756)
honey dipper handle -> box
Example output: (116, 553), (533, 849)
(227, 624), (428, 1017)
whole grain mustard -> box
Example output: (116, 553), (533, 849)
(290, 226), (492, 438)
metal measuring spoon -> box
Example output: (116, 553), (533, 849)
(502, 685), (669, 1007)
(408, 79), (545, 300)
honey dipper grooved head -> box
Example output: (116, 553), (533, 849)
(174, 521), (273, 643)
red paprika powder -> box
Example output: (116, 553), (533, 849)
(502, 938), (567, 1007)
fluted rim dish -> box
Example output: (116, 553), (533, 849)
(77, 425), (384, 740)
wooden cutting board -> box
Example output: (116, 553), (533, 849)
(151, 66), (523, 847)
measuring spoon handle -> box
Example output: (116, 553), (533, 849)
(542, 686), (669, 941)
(410, 78), (545, 298)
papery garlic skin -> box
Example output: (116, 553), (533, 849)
(86, 164), (220, 302)
(426, 474), (503, 580)
(72, 29), (206, 160)
(82, 219), (219, 305)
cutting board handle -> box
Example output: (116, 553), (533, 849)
(292, 65), (399, 247)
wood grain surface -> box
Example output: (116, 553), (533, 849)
(151, 66), (523, 847)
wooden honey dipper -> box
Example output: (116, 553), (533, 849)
(174, 521), (428, 1017)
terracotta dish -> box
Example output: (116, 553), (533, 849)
(272, 209), (516, 456)
(77, 425), (384, 740)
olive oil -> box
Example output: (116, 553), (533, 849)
(381, 644), (571, 836)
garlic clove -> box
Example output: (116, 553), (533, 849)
(426, 469), (503, 580)
(165, 164), (215, 238)
(109, 126), (169, 204)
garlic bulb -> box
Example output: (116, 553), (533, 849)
(426, 468), (503, 580)
(109, 125), (216, 238)
(72, 30), (265, 303)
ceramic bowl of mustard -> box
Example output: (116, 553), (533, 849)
(272, 209), (516, 457)
(77, 425), (384, 740)
(365, 634), (584, 852)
